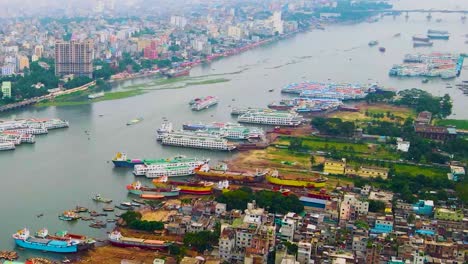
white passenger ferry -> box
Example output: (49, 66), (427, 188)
(161, 133), (236, 151)
(133, 158), (208, 176)
(145, 165), (196, 178)
(0, 142), (15, 151)
(237, 111), (302, 126)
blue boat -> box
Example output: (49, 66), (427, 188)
(12, 228), (80, 253)
(112, 152), (146, 168)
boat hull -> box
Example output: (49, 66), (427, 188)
(179, 189), (213, 195)
(112, 160), (144, 168)
(266, 175), (326, 188)
(109, 240), (169, 250)
(195, 171), (264, 183)
(128, 189), (180, 197)
(14, 239), (78, 253)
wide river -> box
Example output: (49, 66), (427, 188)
(1, 1), (468, 260)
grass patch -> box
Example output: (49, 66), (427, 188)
(36, 89), (144, 107)
(435, 119), (468, 130)
(328, 103), (415, 123)
(123, 77), (230, 91)
(185, 78), (230, 86)
(394, 164), (449, 178)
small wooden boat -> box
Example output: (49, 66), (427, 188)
(140, 194), (165, 200)
(103, 206), (115, 212)
(92, 194), (112, 203)
(74, 206), (88, 213)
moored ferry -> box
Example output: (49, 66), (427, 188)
(12, 228), (93, 253)
(156, 122), (174, 140)
(126, 181), (180, 197)
(108, 231), (171, 250)
(132, 156), (208, 176)
(0, 142), (15, 151)
(182, 122), (263, 140)
(238, 111), (302, 126)
(161, 132), (236, 151)
(266, 171), (327, 188)
(145, 165), (198, 178)
(159, 180), (214, 195)
(195, 163), (267, 183)
(191, 96), (219, 111)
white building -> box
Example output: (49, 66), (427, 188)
(340, 194), (369, 220)
(219, 227), (236, 262)
(297, 241), (312, 264)
(170, 16), (188, 28)
(271, 11), (284, 34)
(1, 64), (15, 76)
(228, 26), (243, 40)
(396, 138), (410, 152)
(279, 218), (295, 242)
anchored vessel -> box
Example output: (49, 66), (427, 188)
(108, 231), (171, 250)
(160, 131), (236, 151)
(182, 122), (264, 140)
(238, 111), (302, 126)
(12, 228), (94, 253)
(0, 142), (15, 151)
(126, 181), (180, 197)
(195, 163), (267, 183)
(266, 171), (327, 188)
(132, 156), (208, 176)
(159, 180), (214, 195)
(191, 96), (219, 111)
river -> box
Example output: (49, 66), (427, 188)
(0, 3), (467, 260)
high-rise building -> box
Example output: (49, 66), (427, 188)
(16, 55), (30, 72)
(55, 40), (94, 78)
(34, 45), (44, 58)
(170, 16), (188, 28)
(1, 81), (12, 98)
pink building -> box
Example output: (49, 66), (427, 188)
(144, 47), (158, 60)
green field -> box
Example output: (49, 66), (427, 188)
(276, 136), (400, 160)
(435, 119), (468, 130)
(394, 164), (449, 178)
(36, 89), (144, 107)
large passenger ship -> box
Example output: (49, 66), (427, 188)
(238, 111), (302, 126)
(160, 132), (236, 151)
(182, 122), (263, 140)
(190, 96), (219, 111)
(132, 157), (208, 176)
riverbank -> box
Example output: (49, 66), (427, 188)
(76, 245), (175, 264)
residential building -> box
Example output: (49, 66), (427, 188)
(370, 215), (394, 234)
(340, 194), (369, 221)
(345, 165), (389, 179)
(279, 217), (295, 242)
(434, 208), (464, 221)
(415, 111), (432, 125)
(1, 81), (12, 98)
(365, 244), (381, 264)
(396, 138), (410, 152)
(143, 46), (158, 60)
(170, 16), (188, 28)
(228, 26), (243, 40)
(1, 64), (15, 76)
(16, 55), (29, 72)
(55, 40), (94, 78)
(448, 165), (465, 181)
(219, 227), (235, 262)
(412, 200), (434, 216)
(414, 124), (457, 141)
(271, 11), (284, 34)
(297, 241), (312, 264)
(324, 159), (346, 175)
(34, 45), (44, 58)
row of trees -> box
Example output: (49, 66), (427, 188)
(216, 187), (304, 214)
(394, 88), (452, 118)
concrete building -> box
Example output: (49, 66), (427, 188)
(412, 200), (434, 216)
(340, 194), (369, 221)
(34, 45), (44, 58)
(16, 55), (29, 72)
(170, 16), (188, 28)
(434, 208), (464, 221)
(324, 159), (346, 175)
(271, 11), (284, 34)
(365, 244), (381, 264)
(297, 241), (312, 264)
(371, 216), (394, 234)
(55, 40), (94, 78)
(1, 64), (15, 76)
(345, 165), (389, 179)
(448, 165), (465, 181)
(396, 138), (410, 152)
(1, 81), (12, 98)
(228, 26), (243, 40)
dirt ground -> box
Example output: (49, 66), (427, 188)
(141, 209), (177, 222)
(76, 245), (176, 264)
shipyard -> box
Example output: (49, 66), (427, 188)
(1, 0), (468, 263)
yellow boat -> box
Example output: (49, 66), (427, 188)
(266, 171), (327, 188)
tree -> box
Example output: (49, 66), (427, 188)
(183, 231), (218, 252)
(368, 200), (386, 213)
(284, 241), (298, 255)
(288, 137), (304, 152)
